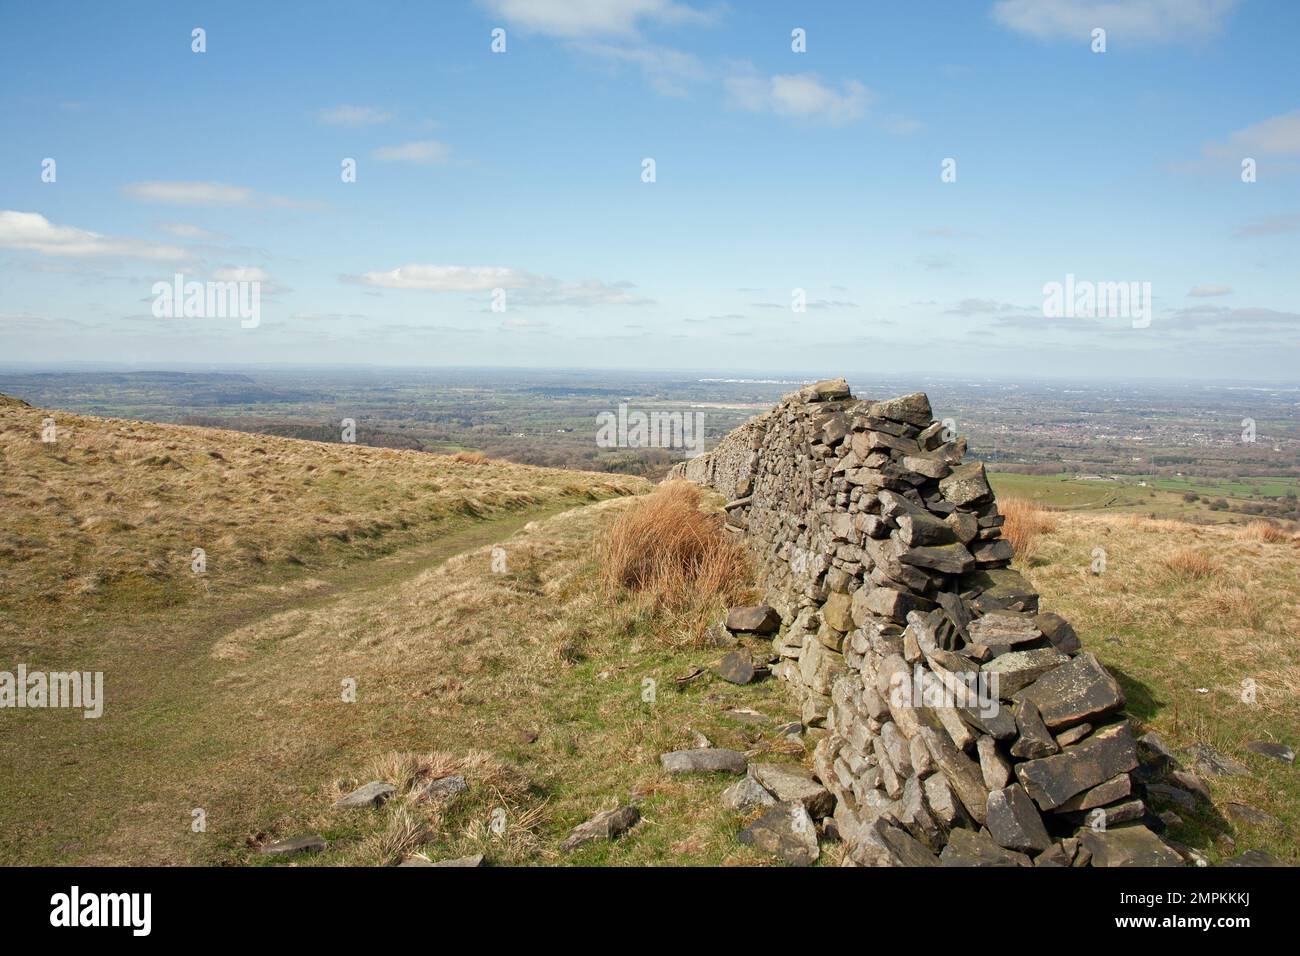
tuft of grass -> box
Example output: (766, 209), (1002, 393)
(1162, 546), (1214, 581)
(1000, 496), (1057, 562)
(1241, 520), (1289, 544)
(600, 481), (752, 625)
(451, 451), (490, 465)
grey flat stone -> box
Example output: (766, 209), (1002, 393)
(333, 781), (397, 809)
(1015, 722), (1138, 811)
(1013, 653), (1124, 728)
(1077, 825), (1185, 867)
(259, 834), (327, 857)
(738, 801), (820, 866)
(414, 774), (466, 805)
(749, 763), (834, 819)
(1244, 740), (1294, 765)
(560, 805), (640, 850)
(660, 748), (747, 774)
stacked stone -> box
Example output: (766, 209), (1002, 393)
(671, 378), (1180, 867)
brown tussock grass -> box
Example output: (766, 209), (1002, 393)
(1162, 546), (1214, 581)
(600, 480), (752, 621)
(999, 496), (1058, 561)
(1241, 520), (1290, 544)
(450, 451), (490, 464)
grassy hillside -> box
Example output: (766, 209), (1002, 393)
(0, 393), (646, 648)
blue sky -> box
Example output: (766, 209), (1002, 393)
(1, 0), (1298, 380)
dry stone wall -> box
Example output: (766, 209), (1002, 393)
(672, 379), (1181, 866)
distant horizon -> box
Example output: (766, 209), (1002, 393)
(4, 360), (1300, 393)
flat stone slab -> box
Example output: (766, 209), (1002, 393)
(984, 648), (1070, 698)
(1014, 653), (1125, 729)
(986, 784), (1053, 853)
(1015, 722), (1138, 811)
(560, 805), (640, 850)
(725, 605), (781, 634)
(738, 801), (820, 866)
(1188, 742), (1251, 778)
(333, 781), (398, 809)
(867, 392), (932, 426)
(939, 462), (992, 507)
(1076, 825), (1184, 867)
(414, 774), (467, 805)
(749, 764), (834, 819)
(715, 648), (759, 685)
(1224, 802), (1284, 831)
(939, 827), (1030, 867)
(969, 612), (1042, 647)
(722, 775), (777, 811)
(1244, 741), (1294, 765)
(259, 834), (327, 857)
(660, 748), (747, 774)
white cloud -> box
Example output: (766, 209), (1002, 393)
(726, 72), (872, 125)
(157, 222), (227, 241)
(122, 181), (314, 209)
(0, 210), (186, 260)
(478, 0), (707, 38)
(1188, 284), (1232, 297)
(316, 105), (393, 126)
(370, 140), (451, 164)
(350, 264), (652, 305)
(992, 0), (1239, 43)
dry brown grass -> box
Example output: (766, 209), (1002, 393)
(1162, 546), (1214, 581)
(600, 480), (751, 618)
(1241, 520), (1290, 544)
(451, 451), (490, 464)
(1000, 496), (1058, 561)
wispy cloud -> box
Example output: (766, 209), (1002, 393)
(316, 104), (393, 126)
(370, 140), (451, 164)
(157, 222), (228, 241)
(348, 264), (653, 306)
(477, 0), (710, 39)
(122, 181), (314, 209)
(992, 0), (1239, 43)
(726, 71), (872, 126)
(1188, 284), (1233, 297)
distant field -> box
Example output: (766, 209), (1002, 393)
(989, 471), (1298, 523)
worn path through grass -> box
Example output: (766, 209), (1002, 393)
(0, 500), (587, 865)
